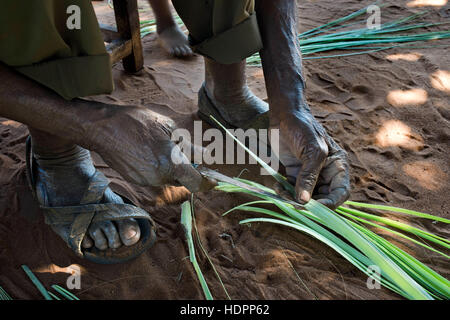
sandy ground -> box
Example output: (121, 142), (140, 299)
(0, 0), (449, 300)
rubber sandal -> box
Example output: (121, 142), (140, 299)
(25, 137), (157, 264)
(197, 83), (269, 130)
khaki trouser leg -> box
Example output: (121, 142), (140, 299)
(0, 0), (113, 100)
(172, 0), (263, 64)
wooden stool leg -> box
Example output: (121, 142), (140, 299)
(113, 0), (144, 73)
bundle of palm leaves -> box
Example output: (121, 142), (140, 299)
(211, 116), (449, 300)
(247, 4), (450, 65)
(137, 2), (449, 63)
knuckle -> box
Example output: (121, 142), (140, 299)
(343, 183), (351, 193)
(343, 191), (350, 202)
(160, 162), (174, 182)
(303, 142), (328, 162)
(314, 143), (329, 160)
(340, 150), (350, 163)
(299, 172), (319, 188)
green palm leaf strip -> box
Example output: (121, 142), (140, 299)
(48, 291), (61, 300)
(21, 265), (52, 300)
(51, 285), (80, 300)
(181, 201), (213, 300)
(218, 181), (450, 299)
(191, 194), (231, 300)
(345, 201), (450, 224)
(338, 206), (450, 248)
(0, 286), (12, 300)
(336, 208), (450, 259)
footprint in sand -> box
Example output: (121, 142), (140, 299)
(309, 72), (382, 114)
(345, 85), (382, 112)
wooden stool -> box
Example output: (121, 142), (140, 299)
(100, 0), (144, 73)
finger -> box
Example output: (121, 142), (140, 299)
(81, 235), (94, 249)
(312, 193), (328, 200)
(295, 144), (328, 203)
(316, 185), (329, 195)
(316, 187), (350, 210)
(179, 47), (187, 57)
(319, 157), (347, 186)
(329, 168), (350, 192)
(273, 182), (295, 201)
(285, 166), (301, 184)
(170, 144), (217, 192)
(116, 219), (141, 247)
(99, 221), (122, 249)
(172, 138), (206, 163)
(174, 162), (217, 192)
(88, 226), (108, 251)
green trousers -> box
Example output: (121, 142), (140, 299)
(0, 0), (113, 100)
(0, 0), (262, 100)
(172, 0), (262, 64)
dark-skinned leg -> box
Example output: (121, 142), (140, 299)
(27, 127), (140, 250)
(148, 0), (193, 57)
(255, 0), (350, 208)
(0, 62), (213, 252)
(0, 63), (211, 193)
(0, 64), (142, 251)
(256, 0), (306, 121)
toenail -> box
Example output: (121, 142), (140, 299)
(125, 228), (137, 240)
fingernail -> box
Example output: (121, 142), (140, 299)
(300, 190), (311, 203)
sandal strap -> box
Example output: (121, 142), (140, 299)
(42, 203), (153, 257)
(25, 136), (156, 261)
(25, 137), (38, 201)
(79, 170), (109, 205)
(42, 203), (152, 225)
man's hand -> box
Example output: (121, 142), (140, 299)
(0, 61), (213, 192)
(87, 105), (215, 192)
(271, 109), (350, 209)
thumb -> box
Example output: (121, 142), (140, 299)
(173, 162), (217, 192)
(170, 144), (216, 192)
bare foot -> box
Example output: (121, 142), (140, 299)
(157, 24), (193, 58)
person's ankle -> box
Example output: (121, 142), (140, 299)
(156, 18), (177, 34)
(204, 58), (252, 106)
(28, 127), (78, 157)
(205, 82), (253, 106)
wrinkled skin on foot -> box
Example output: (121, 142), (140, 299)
(35, 158), (141, 249)
(147, 0), (193, 57)
(81, 190), (141, 250)
(33, 106), (215, 251)
(203, 59), (269, 128)
(0, 63), (215, 253)
(158, 25), (193, 57)
(33, 142), (142, 250)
